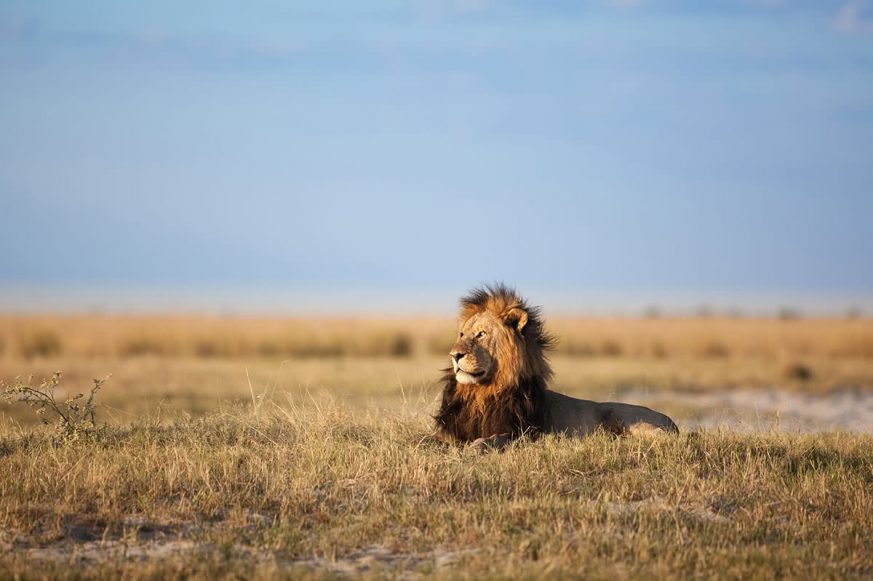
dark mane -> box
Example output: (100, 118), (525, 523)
(434, 284), (553, 442)
(435, 370), (547, 441)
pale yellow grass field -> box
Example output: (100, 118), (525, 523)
(2, 314), (873, 578)
(3, 314), (873, 360)
(2, 314), (872, 427)
(2, 353), (873, 429)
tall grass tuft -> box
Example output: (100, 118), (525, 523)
(119, 334), (179, 356)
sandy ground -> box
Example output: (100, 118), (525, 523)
(4, 524), (478, 577)
(625, 387), (873, 433)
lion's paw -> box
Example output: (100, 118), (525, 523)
(469, 437), (490, 455)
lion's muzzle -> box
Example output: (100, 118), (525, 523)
(450, 340), (491, 384)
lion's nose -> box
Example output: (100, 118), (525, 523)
(451, 350), (466, 362)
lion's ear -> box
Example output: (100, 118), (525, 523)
(502, 306), (528, 333)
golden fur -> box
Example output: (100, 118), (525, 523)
(435, 285), (678, 449)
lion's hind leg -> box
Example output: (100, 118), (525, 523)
(625, 414), (679, 435)
(626, 421), (671, 435)
(599, 403), (679, 436)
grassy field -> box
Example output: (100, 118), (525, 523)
(3, 313), (873, 361)
(0, 403), (871, 578)
(2, 314), (873, 426)
(1, 314), (873, 578)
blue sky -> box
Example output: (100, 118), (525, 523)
(1, 1), (872, 311)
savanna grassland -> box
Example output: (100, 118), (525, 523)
(1, 314), (873, 578)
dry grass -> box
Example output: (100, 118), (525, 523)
(547, 316), (873, 360)
(1, 314), (872, 427)
(2, 314), (873, 361)
(1, 351), (872, 431)
(0, 316), (873, 579)
(0, 315), (433, 360)
(0, 401), (871, 578)
(2, 314), (873, 577)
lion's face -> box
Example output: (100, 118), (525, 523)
(449, 310), (526, 385)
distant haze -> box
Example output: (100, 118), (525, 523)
(2, 1), (872, 313)
(0, 283), (870, 317)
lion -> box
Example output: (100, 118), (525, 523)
(435, 285), (678, 450)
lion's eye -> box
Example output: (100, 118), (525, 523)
(476, 331), (486, 339)
(459, 332), (464, 338)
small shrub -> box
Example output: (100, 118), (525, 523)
(119, 335), (173, 357)
(2, 372), (109, 440)
(284, 337), (345, 358)
(255, 339), (286, 358)
(193, 338), (221, 358)
(778, 308), (802, 321)
(599, 340), (624, 357)
(648, 341), (668, 359)
(18, 329), (63, 358)
(699, 341), (730, 359)
(388, 333), (413, 357)
(304, 341), (345, 358)
(561, 342), (596, 357)
(193, 335), (245, 358)
(845, 306), (863, 319)
(695, 306), (715, 318)
(644, 306), (662, 319)
(783, 362), (814, 382)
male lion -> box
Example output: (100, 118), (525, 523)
(435, 285), (678, 450)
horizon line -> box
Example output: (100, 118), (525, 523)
(1, 283), (870, 318)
